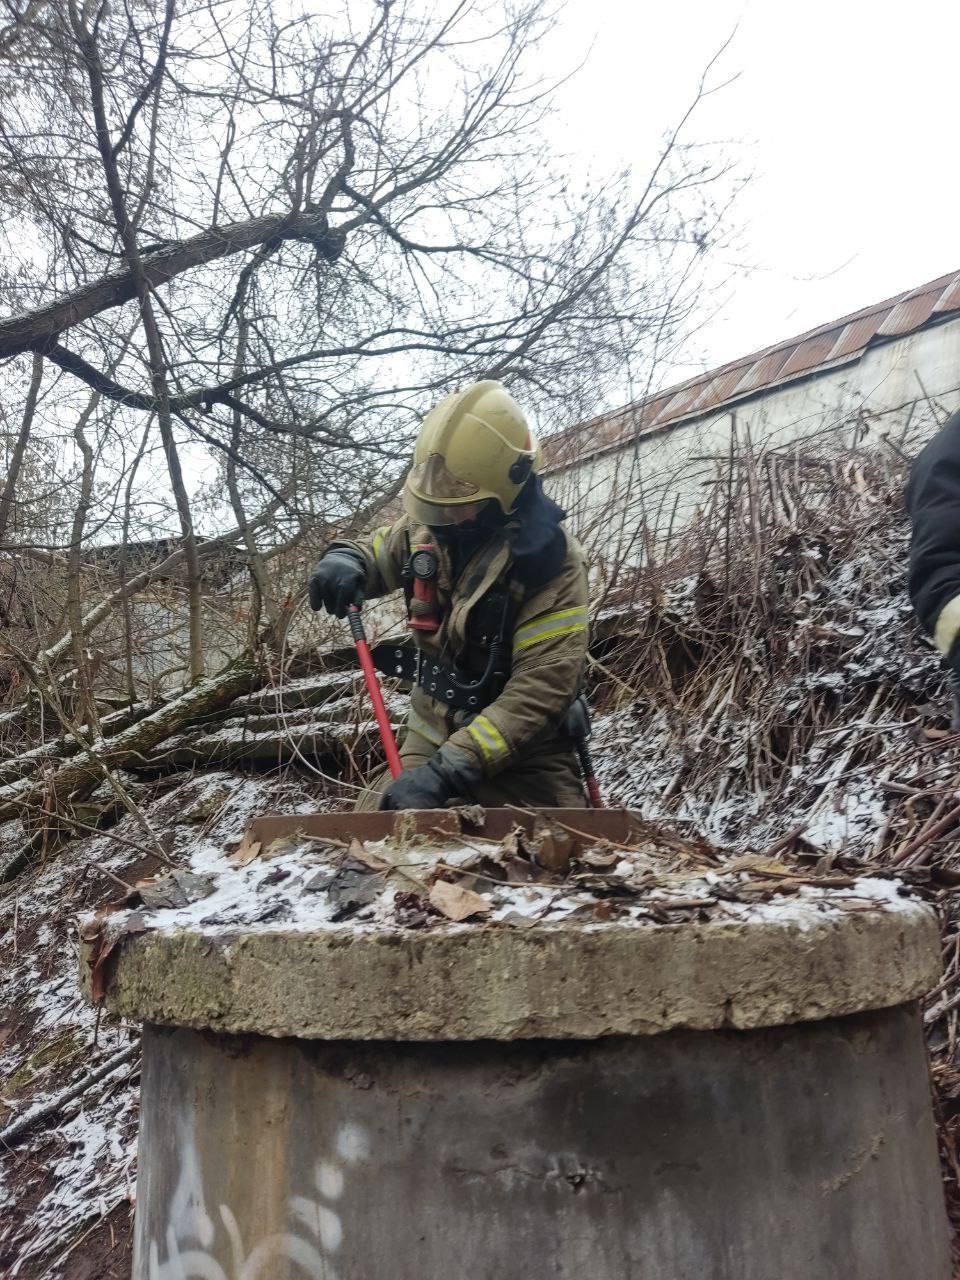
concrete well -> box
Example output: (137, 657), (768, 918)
(89, 809), (952, 1279)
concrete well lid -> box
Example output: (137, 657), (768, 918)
(81, 808), (941, 1041)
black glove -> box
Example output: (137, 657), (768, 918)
(380, 747), (482, 811)
(308, 548), (367, 617)
(563, 694), (591, 743)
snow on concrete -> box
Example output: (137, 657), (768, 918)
(85, 824), (930, 948)
(0, 481), (951, 1270)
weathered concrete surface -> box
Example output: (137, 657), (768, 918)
(134, 1006), (951, 1280)
(100, 899), (940, 1040)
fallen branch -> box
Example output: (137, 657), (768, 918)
(0, 1043), (139, 1148)
(0, 651), (261, 877)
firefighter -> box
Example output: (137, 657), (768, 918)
(308, 381), (591, 810)
(907, 407), (960, 722)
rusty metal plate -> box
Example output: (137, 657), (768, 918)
(247, 807), (641, 850)
(933, 273), (960, 315)
(825, 314), (883, 361)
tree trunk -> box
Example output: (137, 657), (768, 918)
(0, 353), (43, 546)
(72, 0), (206, 681)
(66, 392), (100, 729)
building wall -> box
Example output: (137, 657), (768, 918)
(547, 317), (960, 565)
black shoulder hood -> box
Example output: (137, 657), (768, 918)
(508, 477), (568, 589)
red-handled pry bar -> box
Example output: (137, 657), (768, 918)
(347, 604), (403, 779)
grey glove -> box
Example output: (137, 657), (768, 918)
(308, 548), (367, 618)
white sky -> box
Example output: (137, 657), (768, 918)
(548, 0), (960, 379)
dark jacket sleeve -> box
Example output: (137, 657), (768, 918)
(907, 409), (960, 655)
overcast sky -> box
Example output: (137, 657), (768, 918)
(546, 0), (960, 380)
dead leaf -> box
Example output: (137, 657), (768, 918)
(305, 861), (381, 919)
(453, 852), (507, 882)
(228, 833), (262, 867)
(503, 856), (538, 883)
(496, 910), (539, 929)
(579, 847), (620, 870)
(347, 837), (390, 872)
(564, 898), (625, 921)
(572, 872), (637, 898)
(428, 879), (491, 921)
(498, 826), (522, 859)
(136, 870), (217, 910)
(83, 910), (150, 1002)
(498, 821), (572, 876)
(527, 820), (574, 875)
(393, 889), (430, 928)
(450, 803), (486, 827)
(265, 836), (299, 857)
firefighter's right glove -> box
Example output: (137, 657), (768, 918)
(308, 549), (367, 617)
(563, 694), (591, 742)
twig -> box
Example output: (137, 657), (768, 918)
(502, 803), (661, 855)
(88, 862), (136, 892)
(925, 987), (960, 1028)
(891, 799), (960, 867)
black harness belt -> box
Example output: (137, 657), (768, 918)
(369, 641), (507, 712)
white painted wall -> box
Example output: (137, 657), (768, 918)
(547, 317), (960, 566)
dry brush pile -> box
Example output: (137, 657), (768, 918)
(584, 434), (960, 1250)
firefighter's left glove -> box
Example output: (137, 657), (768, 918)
(308, 549), (367, 618)
(380, 747), (482, 811)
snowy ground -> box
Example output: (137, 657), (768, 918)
(0, 771), (328, 1277)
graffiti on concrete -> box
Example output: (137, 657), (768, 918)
(146, 1121), (370, 1279)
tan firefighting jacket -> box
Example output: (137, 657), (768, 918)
(336, 516), (589, 776)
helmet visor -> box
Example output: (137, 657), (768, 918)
(404, 487), (494, 527)
(408, 453), (479, 501)
(405, 451), (493, 525)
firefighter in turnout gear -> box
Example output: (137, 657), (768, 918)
(908, 407), (960, 724)
(308, 381), (591, 810)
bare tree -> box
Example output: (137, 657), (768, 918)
(0, 0), (735, 852)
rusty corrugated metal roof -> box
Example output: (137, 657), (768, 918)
(543, 269), (960, 471)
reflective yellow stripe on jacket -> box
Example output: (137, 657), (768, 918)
(406, 706), (445, 747)
(371, 526), (394, 586)
(467, 714), (509, 763)
(513, 606), (589, 654)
